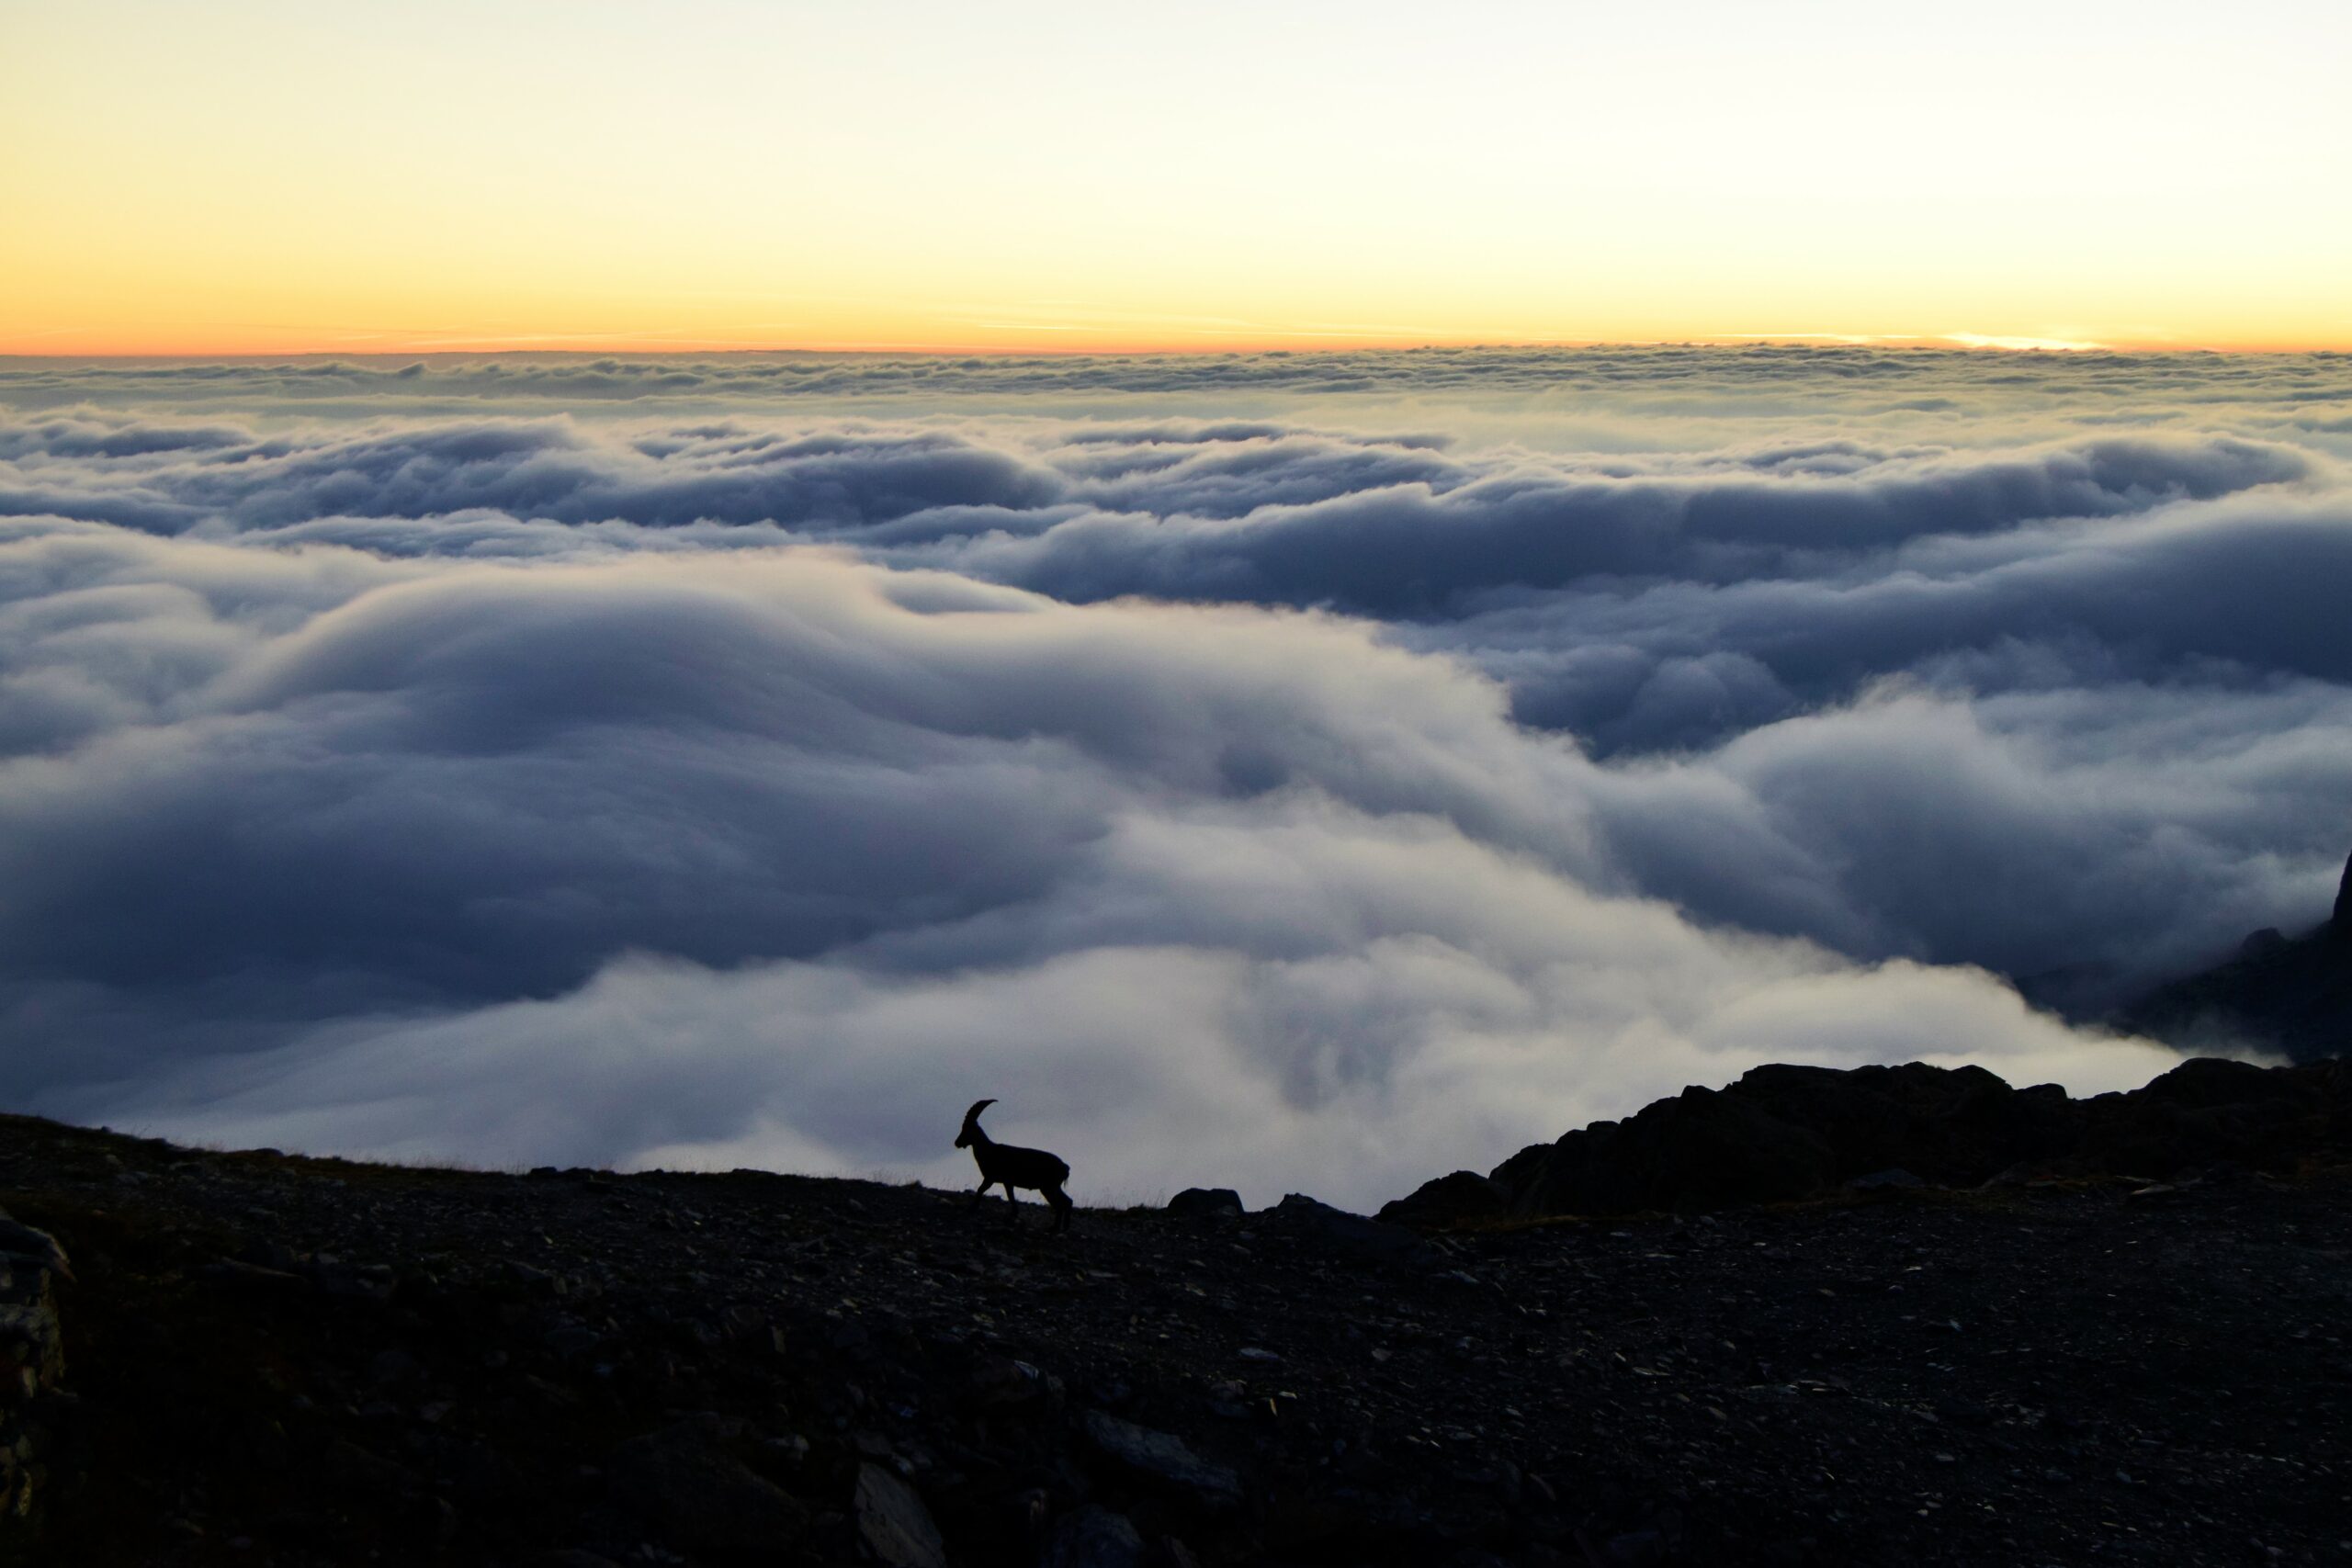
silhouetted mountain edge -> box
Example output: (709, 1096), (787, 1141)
(2108, 850), (2352, 1063)
(1381, 1055), (2352, 1226)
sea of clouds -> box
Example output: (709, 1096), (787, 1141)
(4, 346), (2348, 1207)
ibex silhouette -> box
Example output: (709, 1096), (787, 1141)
(955, 1099), (1073, 1232)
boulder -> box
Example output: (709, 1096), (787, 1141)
(1165, 1188), (1243, 1219)
(1377, 1170), (1507, 1229)
(855, 1462), (947, 1568)
(0, 1255), (65, 1386)
(1080, 1411), (1243, 1512)
(0, 1215), (70, 1280)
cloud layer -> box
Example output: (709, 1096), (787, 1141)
(3, 347), (2346, 1205)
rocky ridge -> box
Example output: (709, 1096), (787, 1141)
(0, 1056), (2347, 1565)
(1386, 1055), (2352, 1225)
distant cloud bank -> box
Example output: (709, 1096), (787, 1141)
(3, 348), (2346, 1205)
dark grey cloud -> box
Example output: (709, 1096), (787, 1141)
(0, 412), (1069, 536)
(0, 538), (2168, 1203)
(938, 435), (2309, 615)
(4, 407), (2317, 616)
(3, 346), (2346, 1202)
(1421, 491), (2352, 737)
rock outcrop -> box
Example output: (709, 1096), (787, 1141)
(1375, 1169), (1507, 1228)
(1462, 1056), (2352, 1221)
(1255, 1193), (1441, 1268)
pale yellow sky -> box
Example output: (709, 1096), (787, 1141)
(6, 0), (2348, 354)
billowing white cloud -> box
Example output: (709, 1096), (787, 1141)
(2, 346), (2345, 1206)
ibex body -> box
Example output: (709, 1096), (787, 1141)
(956, 1100), (1073, 1231)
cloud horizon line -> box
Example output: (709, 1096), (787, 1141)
(15, 335), (2352, 363)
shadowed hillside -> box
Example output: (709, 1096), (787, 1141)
(2117, 853), (2352, 1063)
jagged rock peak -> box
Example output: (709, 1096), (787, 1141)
(2334, 848), (2352, 936)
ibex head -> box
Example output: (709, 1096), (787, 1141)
(955, 1098), (996, 1149)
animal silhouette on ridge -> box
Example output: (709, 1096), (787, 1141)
(955, 1100), (1073, 1232)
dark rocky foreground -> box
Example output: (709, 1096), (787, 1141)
(2, 1090), (2351, 1567)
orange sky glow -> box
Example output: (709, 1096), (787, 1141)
(6, 1), (2348, 358)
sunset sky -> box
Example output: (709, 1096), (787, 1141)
(6, 0), (2348, 355)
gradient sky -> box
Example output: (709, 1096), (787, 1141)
(6, 0), (2350, 354)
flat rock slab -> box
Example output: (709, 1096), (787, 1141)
(1080, 1410), (1242, 1511)
(855, 1461), (946, 1568)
